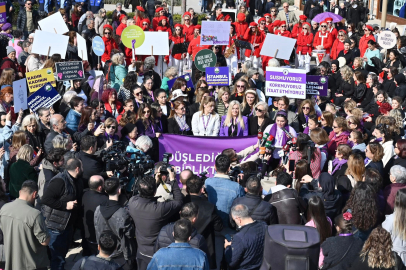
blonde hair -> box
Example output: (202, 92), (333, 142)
(340, 65), (354, 83)
(223, 100), (245, 129)
(111, 53), (124, 65)
(218, 87), (230, 101)
(21, 115), (41, 132)
(16, 144), (34, 163)
(241, 89), (259, 111)
(389, 109), (403, 129)
(345, 154), (366, 185)
(354, 57), (364, 67)
(199, 96), (216, 116)
(62, 91), (77, 107)
(164, 66), (178, 78)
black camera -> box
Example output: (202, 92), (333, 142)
(228, 166), (242, 182)
(160, 153), (173, 175)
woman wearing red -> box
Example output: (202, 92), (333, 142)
(101, 88), (123, 118)
(133, 6), (146, 27)
(258, 17), (267, 34)
(313, 21), (333, 61)
(235, 13), (248, 40)
(264, 13), (272, 28)
(71, 4), (83, 31)
(292, 15), (307, 39)
(170, 24), (186, 76)
(297, 22), (313, 56)
(326, 18), (338, 41)
(359, 25), (376, 57)
(157, 16), (172, 37)
(182, 12), (195, 41)
(276, 21), (291, 37)
(268, 19), (280, 34)
(101, 25), (118, 65)
(152, 7), (165, 30)
(330, 29), (348, 60)
(243, 22), (265, 68)
(225, 23), (239, 77)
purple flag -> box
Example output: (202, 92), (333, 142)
(206, 67), (229, 86)
(159, 134), (258, 177)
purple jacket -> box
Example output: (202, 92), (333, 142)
(219, 116), (249, 137)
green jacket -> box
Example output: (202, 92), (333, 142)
(161, 76), (170, 95)
(9, 159), (38, 198)
(109, 64), (128, 92)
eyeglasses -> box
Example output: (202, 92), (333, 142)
(255, 108), (263, 112)
(302, 28), (308, 30)
(175, 28), (181, 31)
(104, 32), (111, 35)
(338, 34), (344, 36)
(260, 22), (265, 24)
(302, 107), (310, 110)
(135, 92), (142, 96)
(271, 10), (276, 12)
(144, 110), (151, 114)
(26, 3), (32, 5)
(321, 25), (327, 28)
(184, 19), (190, 21)
(178, 107), (186, 110)
(143, 23), (148, 25)
(236, 85), (245, 88)
(106, 126), (116, 129)
(281, 25), (286, 28)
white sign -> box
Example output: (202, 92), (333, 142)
(38, 12), (69, 34)
(135, 32), (169, 55)
(222, 9), (237, 21)
(13, 79), (28, 112)
(260, 34), (297, 60)
(201, 21), (231, 46)
(378, 31), (397, 49)
(31, 30), (69, 59)
(76, 33), (88, 61)
(265, 67), (307, 99)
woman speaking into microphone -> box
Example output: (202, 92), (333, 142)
(263, 110), (297, 169)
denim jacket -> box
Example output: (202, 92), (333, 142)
(147, 242), (209, 270)
(205, 174), (245, 228)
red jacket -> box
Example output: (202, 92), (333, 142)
(359, 34), (376, 57)
(296, 32), (313, 55)
(170, 35), (186, 60)
(328, 28), (338, 41)
(243, 29), (265, 58)
(235, 21), (249, 40)
(104, 101), (123, 116)
(291, 23), (301, 39)
(275, 30), (291, 38)
(313, 31), (333, 54)
(183, 24), (195, 40)
(101, 37), (119, 63)
(134, 16), (143, 27)
(327, 130), (350, 156)
(330, 39), (345, 60)
(187, 37), (210, 61)
(116, 23), (126, 36)
(152, 17), (160, 30)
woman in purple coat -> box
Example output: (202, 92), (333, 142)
(219, 100), (249, 137)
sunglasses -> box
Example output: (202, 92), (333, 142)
(184, 19), (190, 21)
(236, 85), (245, 88)
(338, 34), (344, 36)
(281, 25), (286, 28)
(104, 32), (111, 35)
(271, 10), (276, 12)
(321, 25), (327, 28)
(144, 110), (151, 114)
(283, 5), (289, 7)
(143, 23), (148, 25)
(106, 126), (116, 129)
(175, 28), (181, 31)
(255, 108), (263, 112)
(260, 22), (265, 24)
(302, 107), (310, 110)
(302, 27), (308, 30)
(178, 107), (186, 110)
(135, 92), (142, 96)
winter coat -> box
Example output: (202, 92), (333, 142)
(109, 64), (127, 91)
(330, 39), (345, 60)
(313, 31), (333, 54)
(65, 109), (81, 133)
(321, 235), (364, 270)
(296, 32), (314, 55)
(16, 9), (39, 31)
(9, 159), (38, 198)
(383, 183), (406, 215)
(359, 34), (376, 57)
(382, 213), (406, 266)
(101, 37), (118, 63)
(327, 130), (350, 156)
(94, 15), (108, 35)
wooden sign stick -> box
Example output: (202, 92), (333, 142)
(151, 46), (153, 56)
(47, 46), (51, 60)
(274, 49), (279, 59)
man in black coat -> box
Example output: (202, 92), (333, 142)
(16, 0), (39, 39)
(128, 172), (183, 270)
(77, 135), (109, 188)
(81, 175), (108, 256)
(44, 114), (69, 154)
(183, 176), (223, 268)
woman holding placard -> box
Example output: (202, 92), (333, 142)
(243, 22), (265, 68)
(191, 96), (220, 136)
(170, 24), (186, 77)
(101, 25), (118, 65)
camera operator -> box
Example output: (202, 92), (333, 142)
(221, 142), (259, 168)
(153, 161), (174, 202)
(77, 135), (109, 188)
(128, 170), (183, 270)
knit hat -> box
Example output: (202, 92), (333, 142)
(136, 6), (145, 12)
(155, 7), (163, 13)
(103, 24), (113, 31)
(299, 15), (307, 21)
(119, 14), (127, 21)
(365, 25), (373, 31)
(183, 11), (191, 18)
(250, 22), (258, 27)
(1, 23), (11, 31)
(237, 13), (246, 22)
(6, 46), (15, 56)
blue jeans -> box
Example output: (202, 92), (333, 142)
(48, 226), (73, 270)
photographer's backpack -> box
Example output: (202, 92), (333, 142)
(260, 224), (320, 270)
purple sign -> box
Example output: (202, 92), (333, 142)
(0, 3), (6, 24)
(265, 67), (307, 99)
(159, 134), (257, 177)
(206, 67), (229, 86)
(306, 75), (328, 96)
(266, 70), (306, 84)
(167, 73), (194, 94)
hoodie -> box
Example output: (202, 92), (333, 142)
(100, 199), (121, 220)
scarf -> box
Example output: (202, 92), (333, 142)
(175, 115), (190, 131)
(377, 100), (383, 107)
(364, 157), (371, 165)
(268, 123), (288, 147)
(332, 158), (347, 175)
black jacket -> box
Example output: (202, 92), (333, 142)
(128, 181), (183, 257)
(231, 193), (277, 226)
(17, 8), (39, 31)
(183, 194), (223, 269)
(394, 83), (406, 100)
(359, 88), (374, 109)
(264, 188), (307, 224)
(382, 78), (397, 97)
(347, 5), (361, 27)
(321, 235), (364, 270)
(188, 102), (200, 118)
(248, 116), (272, 135)
(72, 255), (121, 270)
(167, 118), (193, 135)
(76, 151), (108, 187)
(82, 189), (108, 242)
(339, 78), (355, 98)
(304, 0), (318, 17)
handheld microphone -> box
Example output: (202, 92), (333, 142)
(267, 135), (275, 143)
(292, 137), (297, 145)
(282, 144), (290, 152)
(260, 133), (270, 147)
(258, 130), (264, 140)
(281, 127), (294, 139)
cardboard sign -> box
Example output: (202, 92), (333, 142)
(194, 49), (217, 72)
(26, 68), (56, 93)
(167, 73), (194, 94)
(306, 75), (328, 96)
(265, 67), (307, 99)
(206, 67), (229, 86)
(92, 36), (105, 56)
(260, 34), (297, 60)
(135, 32), (169, 55)
(0, 3), (6, 24)
(121, 25), (145, 49)
(378, 31), (397, 49)
(31, 30), (69, 59)
(38, 11), (69, 34)
(13, 79), (28, 112)
(201, 21), (231, 46)
(76, 33), (88, 61)
(55, 61), (85, 81)
(27, 83), (61, 112)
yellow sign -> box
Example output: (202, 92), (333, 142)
(26, 68), (56, 93)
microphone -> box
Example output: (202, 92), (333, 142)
(281, 127), (294, 139)
(267, 135), (275, 143)
(260, 133), (270, 147)
(292, 137), (297, 145)
(258, 130), (264, 140)
(282, 144), (290, 152)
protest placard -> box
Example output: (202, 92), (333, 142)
(26, 68), (56, 93)
(378, 31), (397, 49)
(122, 25), (145, 49)
(0, 3), (6, 24)
(13, 79), (27, 112)
(265, 67), (307, 99)
(167, 73), (194, 94)
(306, 75), (328, 96)
(201, 21), (230, 46)
(27, 83), (61, 112)
(31, 30), (69, 59)
(260, 34), (297, 60)
(194, 49), (217, 72)
(76, 33), (88, 61)
(135, 32), (169, 55)
(92, 36), (105, 56)
(206, 67), (229, 86)
(55, 61), (85, 81)
(38, 12), (69, 34)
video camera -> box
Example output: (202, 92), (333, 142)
(228, 166), (242, 182)
(160, 153), (173, 175)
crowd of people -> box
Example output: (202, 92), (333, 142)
(0, 0), (405, 269)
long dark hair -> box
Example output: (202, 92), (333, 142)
(294, 160), (313, 193)
(297, 133), (316, 161)
(78, 106), (94, 128)
(307, 196), (332, 244)
(137, 103), (154, 129)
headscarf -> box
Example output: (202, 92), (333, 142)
(318, 172), (338, 201)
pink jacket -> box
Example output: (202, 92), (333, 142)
(306, 217), (332, 267)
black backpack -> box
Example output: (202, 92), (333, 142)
(260, 224), (320, 270)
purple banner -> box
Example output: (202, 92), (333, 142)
(266, 70), (306, 84)
(0, 3), (6, 24)
(167, 73), (195, 95)
(206, 67), (229, 86)
(306, 75), (328, 96)
(159, 134), (258, 177)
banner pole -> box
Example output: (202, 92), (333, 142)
(47, 46), (51, 60)
(274, 49), (279, 58)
